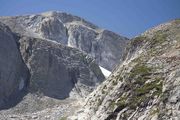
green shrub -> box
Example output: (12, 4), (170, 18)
(97, 98), (103, 106)
(135, 80), (162, 96)
(112, 80), (118, 86)
(131, 36), (147, 46)
(129, 63), (152, 82)
(151, 31), (167, 46)
(102, 89), (106, 94)
(59, 116), (67, 120)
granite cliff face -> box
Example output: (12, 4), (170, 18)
(73, 19), (180, 120)
(0, 11), (129, 71)
(19, 36), (104, 99)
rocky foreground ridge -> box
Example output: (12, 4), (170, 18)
(72, 19), (180, 120)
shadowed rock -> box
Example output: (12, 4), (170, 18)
(0, 22), (30, 109)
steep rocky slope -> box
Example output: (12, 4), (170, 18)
(0, 11), (129, 70)
(0, 22), (105, 119)
(73, 19), (180, 120)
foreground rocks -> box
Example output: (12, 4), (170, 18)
(0, 94), (83, 120)
(73, 19), (180, 120)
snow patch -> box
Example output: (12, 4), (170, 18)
(19, 78), (25, 90)
(99, 66), (111, 78)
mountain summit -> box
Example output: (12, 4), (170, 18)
(0, 11), (129, 71)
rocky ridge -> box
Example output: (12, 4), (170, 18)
(72, 19), (180, 120)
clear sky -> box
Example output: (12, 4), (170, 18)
(0, 0), (179, 38)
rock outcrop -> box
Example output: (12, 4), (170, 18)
(67, 24), (128, 71)
(0, 11), (129, 71)
(73, 19), (180, 120)
(19, 36), (104, 99)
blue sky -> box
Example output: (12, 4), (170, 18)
(0, 0), (179, 38)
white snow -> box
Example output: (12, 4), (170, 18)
(19, 78), (25, 90)
(99, 66), (111, 78)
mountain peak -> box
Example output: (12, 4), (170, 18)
(41, 11), (60, 16)
(0, 11), (129, 71)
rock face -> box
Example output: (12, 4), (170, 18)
(0, 11), (129, 71)
(37, 17), (68, 44)
(74, 19), (180, 120)
(19, 36), (104, 99)
(67, 24), (128, 71)
(0, 23), (29, 109)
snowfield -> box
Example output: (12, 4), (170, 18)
(99, 66), (111, 78)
